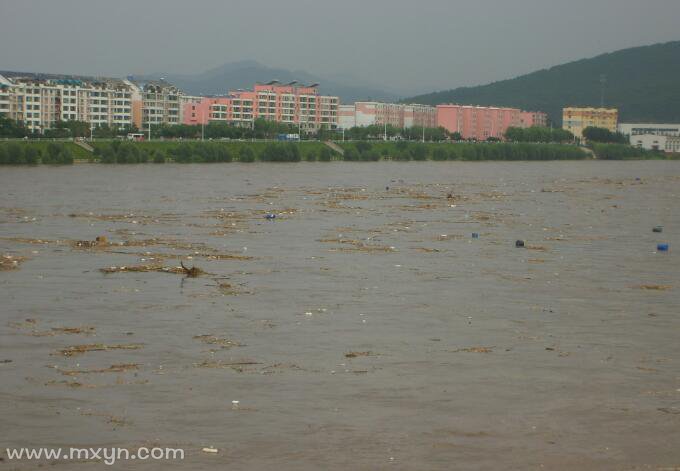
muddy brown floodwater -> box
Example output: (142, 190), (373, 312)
(0, 162), (679, 470)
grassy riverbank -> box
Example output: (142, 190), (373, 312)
(1, 140), (676, 165)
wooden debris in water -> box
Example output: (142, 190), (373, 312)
(450, 346), (495, 353)
(181, 261), (204, 277)
(58, 344), (143, 357)
(633, 284), (672, 291)
(56, 364), (139, 376)
(193, 335), (244, 348)
(1, 254), (27, 271)
(72, 236), (110, 249)
(100, 263), (207, 276)
(345, 351), (373, 358)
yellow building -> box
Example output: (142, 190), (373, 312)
(562, 107), (618, 139)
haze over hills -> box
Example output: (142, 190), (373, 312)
(134, 60), (402, 103)
(403, 41), (680, 125)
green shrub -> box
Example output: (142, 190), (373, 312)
(360, 149), (381, 161)
(591, 143), (655, 160)
(393, 149), (411, 161)
(432, 147), (448, 161)
(343, 148), (360, 161)
(100, 147), (116, 164)
(319, 147), (333, 161)
(216, 146), (232, 162)
(238, 146), (256, 162)
(410, 144), (429, 161)
(355, 141), (372, 154)
(6, 143), (25, 164)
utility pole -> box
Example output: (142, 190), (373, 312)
(384, 121), (387, 141)
(201, 109), (205, 141)
(422, 125), (425, 143)
(148, 120), (151, 141)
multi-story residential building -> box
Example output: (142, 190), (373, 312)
(183, 97), (231, 126)
(181, 81), (339, 130)
(339, 102), (437, 130)
(403, 104), (437, 129)
(0, 74), (15, 118)
(0, 72), (142, 133)
(338, 104), (357, 129)
(519, 110), (548, 128)
(436, 104), (522, 140)
(562, 107), (618, 139)
(140, 81), (181, 130)
(178, 95), (203, 124)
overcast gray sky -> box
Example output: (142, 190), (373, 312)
(1, 0), (679, 95)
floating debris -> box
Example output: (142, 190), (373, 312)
(193, 335), (244, 349)
(633, 284), (672, 291)
(56, 364), (139, 376)
(45, 380), (96, 388)
(1, 254), (27, 271)
(72, 235), (109, 249)
(51, 326), (96, 335)
(100, 263), (207, 276)
(180, 261), (204, 277)
(345, 351), (373, 358)
(450, 346), (495, 353)
(58, 344), (144, 357)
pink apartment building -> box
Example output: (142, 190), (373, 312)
(519, 110), (548, 128)
(437, 105), (549, 140)
(182, 81), (339, 130)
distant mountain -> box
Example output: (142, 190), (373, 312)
(134, 61), (401, 104)
(403, 41), (680, 124)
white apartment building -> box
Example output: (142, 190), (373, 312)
(339, 102), (437, 130)
(338, 104), (356, 129)
(0, 72), (188, 133)
(140, 81), (181, 129)
(631, 134), (680, 153)
(618, 123), (680, 137)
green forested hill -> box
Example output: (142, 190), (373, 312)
(405, 41), (680, 125)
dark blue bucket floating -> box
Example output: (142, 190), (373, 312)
(472, 233), (479, 239)
(652, 226), (663, 233)
(657, 243), (669, 252)
(264, 214), (277, 220)
(515, 240), (525, 248)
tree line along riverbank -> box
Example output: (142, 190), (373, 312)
(0, 140), (675, 165)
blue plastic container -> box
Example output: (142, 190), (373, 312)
(472, 233), (479, 239)
(657, 243), (669, 252)
(515, 240), (525, 248)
